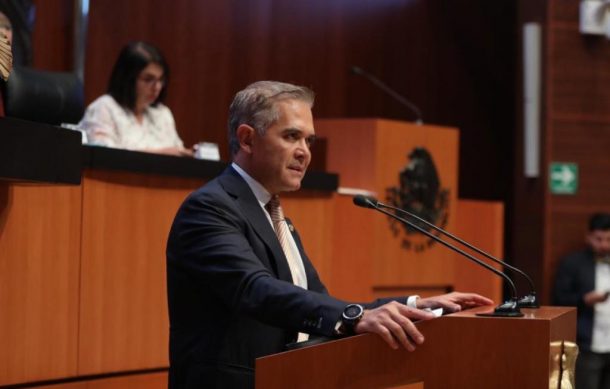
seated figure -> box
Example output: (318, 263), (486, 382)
(78, 41), (193, 157)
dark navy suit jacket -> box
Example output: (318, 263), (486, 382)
(553, 248), (596, 351)
(167, 167), (373, 388)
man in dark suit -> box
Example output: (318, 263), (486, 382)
(166, 81), (493, 388)
(554, 213), (610, 389)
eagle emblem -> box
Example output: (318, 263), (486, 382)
(385, 147), (449, 252)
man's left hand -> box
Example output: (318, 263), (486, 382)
(416, 292), (494, 313)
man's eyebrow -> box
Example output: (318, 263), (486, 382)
(281, 127), (302, 133)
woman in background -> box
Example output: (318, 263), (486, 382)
(79, 41), (193, 156)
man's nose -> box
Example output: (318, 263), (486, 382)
(295, 140), (311, 160)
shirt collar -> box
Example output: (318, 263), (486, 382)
(231, 162), (272, 207)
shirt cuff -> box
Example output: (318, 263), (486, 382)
(406, 295), (420, 308)
(334, 319), (343, 334)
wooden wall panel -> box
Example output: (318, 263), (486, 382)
(78, 171), (200, 375)
(512, 0), (610, 304)
(545, 1), (610, 303)
(550, 1), (579, 23)
(31, 0), (74, 71)
(328, 194), (376, 302)
(0, 183), (81, 385)
(452, 200), (504, 304)
(547, 209), (590, 285)
(550, 120), (610, 205)
(545, 117), (610, 294)
(550, 27), (610, 119)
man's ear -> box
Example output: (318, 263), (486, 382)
(236, 124), (256, 154)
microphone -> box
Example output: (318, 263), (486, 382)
(350, 65), (424, 125)
(353, 194), (524, 317)
(355, 195), (538, 308)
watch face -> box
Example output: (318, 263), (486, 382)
(344, 304), (363, 319)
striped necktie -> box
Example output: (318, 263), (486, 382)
(265, 195), (309, 342)
(265, 195), (308, 289)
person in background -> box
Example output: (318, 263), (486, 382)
(0, 11), (13, 44)
(0, 11), (12, 116)
(554, 212), (610, 389)
(78, 41), (193, 156)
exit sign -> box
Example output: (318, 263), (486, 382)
(549, 162), (578, 195)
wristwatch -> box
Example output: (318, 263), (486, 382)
(341, 304), (364, 334)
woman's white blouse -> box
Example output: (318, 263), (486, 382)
(78, 94), (184, 150)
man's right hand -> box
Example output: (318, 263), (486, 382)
(584, 290), (610, 306)
(353, 301), (436, 351)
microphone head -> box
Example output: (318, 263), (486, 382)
(353, 194), (378, 208)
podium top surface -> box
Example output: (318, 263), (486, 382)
(450, 305), (574, 321)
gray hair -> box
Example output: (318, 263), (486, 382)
(227, 81), (315, 156)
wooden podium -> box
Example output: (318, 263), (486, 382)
(256, 306), (576, 389)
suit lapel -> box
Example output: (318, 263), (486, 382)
(219, 167), (294, 283)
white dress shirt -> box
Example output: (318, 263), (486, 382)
(592, 261), (610, 352)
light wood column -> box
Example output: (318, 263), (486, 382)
(0, 182), (81, 385)
(77, 170), (201, 375)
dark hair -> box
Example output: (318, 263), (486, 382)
(106, 41), (169, 111)
(227, 81), (315, 156)
(589, 213), (610, 231)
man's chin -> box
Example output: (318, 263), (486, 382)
(287, 182), (302, 192)
(281, 180), (302, 192)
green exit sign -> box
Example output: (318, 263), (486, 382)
(549, 162), (578, 195)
